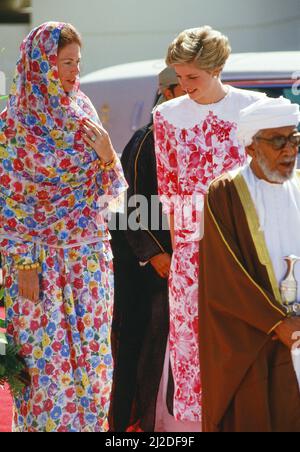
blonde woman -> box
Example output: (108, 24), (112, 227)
(153, 26), (265, 431)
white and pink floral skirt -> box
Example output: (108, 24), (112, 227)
(168, 241), (202, 423)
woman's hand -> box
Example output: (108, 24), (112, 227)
(18, 268), (40, 303)
(81, 117), (115, 163)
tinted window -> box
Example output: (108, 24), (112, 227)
(239, 86), (300, 145)
(248, 87), (300, 105)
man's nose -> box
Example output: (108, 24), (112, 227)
(284, 141), (299, 155)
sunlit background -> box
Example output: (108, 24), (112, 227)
(0, 0), (300, 152)
(0, 0), (300, 86)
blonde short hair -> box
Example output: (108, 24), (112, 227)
(58, 23), (82, 50)
(166, 26), (231, 73)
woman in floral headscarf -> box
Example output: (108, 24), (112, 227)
(0, 22), (127, 432)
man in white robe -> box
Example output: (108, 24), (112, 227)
(198, 96), (300, 432)
(238, 97), (300, 390)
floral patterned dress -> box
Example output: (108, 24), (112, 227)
(0, 23), (127, 432)
(153, 88), (264, 423)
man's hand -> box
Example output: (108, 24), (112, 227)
(274, 317), (300, 349)
(150, 253), (172, 279)
(18, 268), (40, 303)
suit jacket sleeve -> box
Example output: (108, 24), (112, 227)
(122, 127), (167, 262)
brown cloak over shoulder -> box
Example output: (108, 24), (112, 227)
(199, 171), (300, 432)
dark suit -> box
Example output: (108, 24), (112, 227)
(109, 124), (172, 432)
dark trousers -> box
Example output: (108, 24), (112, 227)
(109, 252), (169, 432)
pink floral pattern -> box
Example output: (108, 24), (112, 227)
(154, 108), (247, 422)
(169, 242), (201, 422)
(154, 111), (245, 243)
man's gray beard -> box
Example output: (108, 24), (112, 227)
(256, 152), (297, 183)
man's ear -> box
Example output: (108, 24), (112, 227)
(245, 142), (256, 159)
(163, 88), (174, 101)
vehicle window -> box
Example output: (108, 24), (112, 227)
(282, 88), (300, 106)
(244, 87), (299, 104)
(241, 87), (300, 141)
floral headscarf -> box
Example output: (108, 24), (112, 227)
(0, 22), (126, 249)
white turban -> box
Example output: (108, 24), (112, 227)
(237, 96), (300, 147)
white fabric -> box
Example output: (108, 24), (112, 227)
(237, 96), (300, 147)
(292, 348), (300, 391)
(0, 332), (7, 355)
(155, 339), (202, 433)
(242, 165), (300, 389)
(153, 86), (264, 245)
(154, 86), (265, 130)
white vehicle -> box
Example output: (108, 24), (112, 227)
(81, 51), (300, 155)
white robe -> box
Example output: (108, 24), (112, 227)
(242, 165), (300, 390)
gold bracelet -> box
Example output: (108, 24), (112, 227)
(16, 262), (41, 271)
(100, 155), (117, 171)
